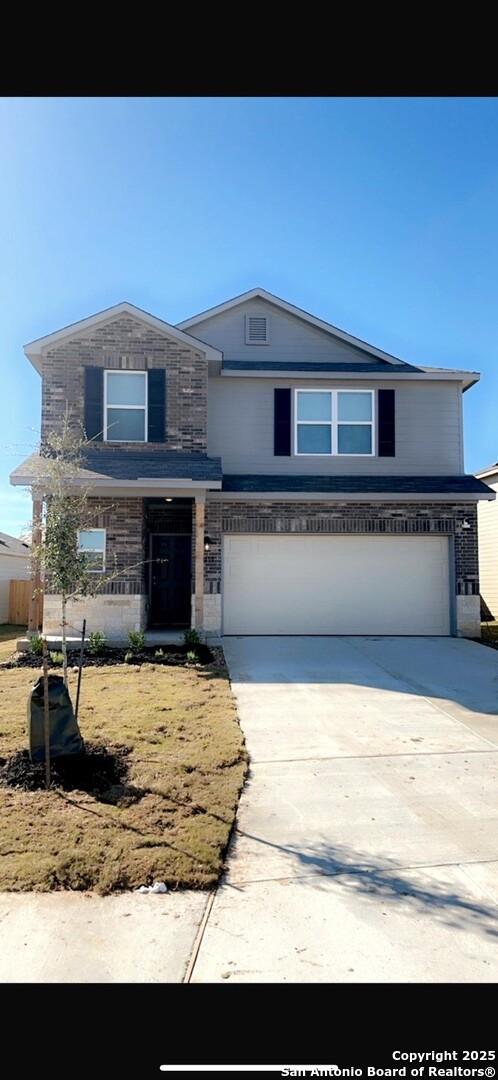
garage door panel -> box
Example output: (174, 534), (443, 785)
(223, 535), (450, 636)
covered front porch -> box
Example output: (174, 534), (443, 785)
(38, 490), (216, 642)
(12, 448), (222, 642)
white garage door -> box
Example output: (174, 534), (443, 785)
(223, 534), (450, 636)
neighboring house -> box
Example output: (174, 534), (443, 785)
(0, 532), (30, 622)
(10, 288), (494, 640)
(475, 462), (498, 620)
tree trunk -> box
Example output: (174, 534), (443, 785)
(61, 595), (69, 688)
(42, 637), (51, 789)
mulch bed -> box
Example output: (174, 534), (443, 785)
(0, 741), (143, 805)
(0, 642), (214, 670)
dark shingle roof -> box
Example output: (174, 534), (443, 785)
(222, 360), (421, 374)
(81, 449), (222, 481)
(222, 474), (492, 495)
(10, 450), (222, 484)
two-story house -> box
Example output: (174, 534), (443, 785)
(11, 288), (494, 641)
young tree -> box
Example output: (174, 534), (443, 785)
(31, 410), (144, 687)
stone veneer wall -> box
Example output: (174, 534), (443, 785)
(203, 498), (480, 637)
(41, 314), (208, 452)
(43, 595), (146, 642)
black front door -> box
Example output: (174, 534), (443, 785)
(149, 534), (192, 628)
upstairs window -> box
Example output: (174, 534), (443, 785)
(295, 389), (374, 455)
(78, 529), (106, 572)
(104, 371), (147, 442)
(245, 313), (270, 344)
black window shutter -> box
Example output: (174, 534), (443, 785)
(274, 388), (291, 456)
(84, 367), (103, 441)
(148, 369), (166, 443)
(378, 389), (395, 456)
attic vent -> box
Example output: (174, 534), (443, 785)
(245, 313), (269, 345)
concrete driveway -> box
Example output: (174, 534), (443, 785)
(191, 636), (498, 982)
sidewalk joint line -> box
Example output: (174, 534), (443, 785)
(183, 889), (216, 984)
(252, 746), (498, 765)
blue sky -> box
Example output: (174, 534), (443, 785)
(2, 96), (498, 536)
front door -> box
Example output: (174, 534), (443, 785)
(149, 534), (192, 628)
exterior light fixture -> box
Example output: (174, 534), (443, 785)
(165, 497), (173, 502)
(462, 520), (471, 530)
(204, 535), (214, 552)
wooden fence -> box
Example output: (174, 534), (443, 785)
(8, 580), (41, 626)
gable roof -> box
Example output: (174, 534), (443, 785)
(177, 287), (414, 367)
(0, 531), (30, 557)
(23, 302), (223, 372)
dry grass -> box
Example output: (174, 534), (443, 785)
(0, 655), (247, 893)
(0, 625), (24, 663)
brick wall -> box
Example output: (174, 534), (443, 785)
(204, 498), (479, 596)
(41, 314), (207, 452)
(44, 496), (146, 596)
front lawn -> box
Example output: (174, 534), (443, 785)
(0, 656), (247, 893)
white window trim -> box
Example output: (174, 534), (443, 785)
(78, 528), (106, 573)
(245, 312), (270, 345)
(294, 388), (376, 457)
(104, 370), (148, 443)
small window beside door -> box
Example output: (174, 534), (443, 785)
(78, 529), (106, 572)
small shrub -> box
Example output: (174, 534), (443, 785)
(87, 630), (106, 656)
(183, 628), (200, 647)
(128, 629), (145, 652)
(186, 650), (198, 664)
(124, 651), (134, 664)
(50, 651), (64, 666)
(29, 632), (44, 657)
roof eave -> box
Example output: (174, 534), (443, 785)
(10, 470), (222, 492)
(462, 375), (480, 392)
(214, 490), (495, 503)
(221, 367), (479, 384)
(475, 467), (498, 482)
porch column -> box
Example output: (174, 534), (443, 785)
(28, 492), (43, 633)
(194, 494), (205, 631)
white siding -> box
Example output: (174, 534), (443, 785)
(208, 377), (462, 475)
(0, 553), (30, 622)
(478, 478), (498, 619)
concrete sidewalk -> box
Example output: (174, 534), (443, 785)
(190, 636), (498, 982)
(0, 891), (208, 982)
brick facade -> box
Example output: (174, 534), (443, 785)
(44, 496), (146, 597)
(42, 495), (480, 638)
(41, 314), (207, 453)
(204, 499), (479, 600)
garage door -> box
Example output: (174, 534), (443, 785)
(223, 534), (450, 635)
